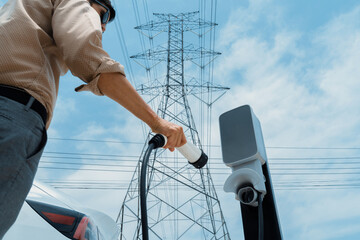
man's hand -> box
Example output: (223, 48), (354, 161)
(97, 72), (186, 151)
(150, 117), (187, 152)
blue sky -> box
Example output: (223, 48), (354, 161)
(2, 0), (360, 239)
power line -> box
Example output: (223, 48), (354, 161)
(52, 178), (360, 185)
(40, 161), (136, 168)
(40, 156), (360, 170)
(42, 154), (360, 161)
(48, 137), (144, 144)
(38, 165), (360, 176)
(40, 154), (360, 168)
(268, 146), (360, 150)
(42, 178), (360, 184)
(48, 183), (360, 191)
(269, 157), (360, 160)
(40, 159), (360, 170)
(112, 2), (136, 85)
(47, 137), (360, 150)
(41, 153), (360, 164)
(43, 150), (360, 160)
(38, 166), (135, 172)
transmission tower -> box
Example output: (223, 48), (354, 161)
(117, 11), (230, 239)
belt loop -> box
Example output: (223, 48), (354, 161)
(25, 97), (35, 111)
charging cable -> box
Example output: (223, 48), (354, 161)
(140, 134), (208, 240)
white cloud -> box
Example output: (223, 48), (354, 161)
(219, 0), (283, 47)
(51, 96), (76, 125)
(216, 3), (360, 147)
(212, 1), (360, 239)
(285, 190), (360, 240)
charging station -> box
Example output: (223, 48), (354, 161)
(219, 105), (282, 240)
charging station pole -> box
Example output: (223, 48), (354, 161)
(219, 105), (282, 240)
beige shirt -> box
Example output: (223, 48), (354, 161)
(0, 0), (125, 128)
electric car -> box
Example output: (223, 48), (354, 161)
(4, 181), (120, 240)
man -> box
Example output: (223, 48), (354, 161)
(0, 0), (186, 237)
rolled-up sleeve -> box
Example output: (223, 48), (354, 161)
(52, 0), (125, 96)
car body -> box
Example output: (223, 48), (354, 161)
(4, 181), (120, 240)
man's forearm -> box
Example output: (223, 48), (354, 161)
(97, 72), (186, 151)
(97, 72), (160, 130)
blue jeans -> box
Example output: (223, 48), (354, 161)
(0, 96), (47, 239)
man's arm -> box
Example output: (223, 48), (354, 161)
(97, 72), (186, 151)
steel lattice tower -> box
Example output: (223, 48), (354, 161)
(117, 11), (230, 239)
